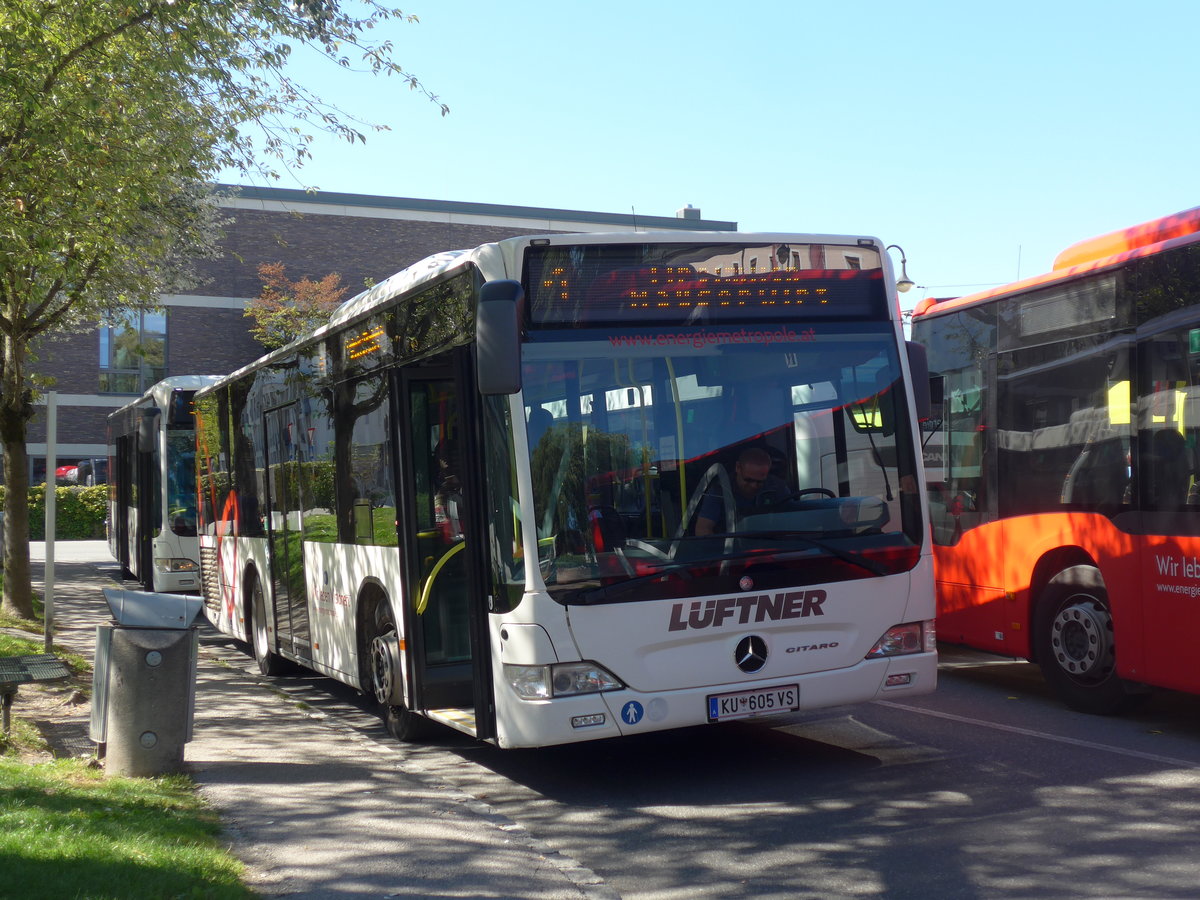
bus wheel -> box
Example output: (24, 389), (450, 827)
(1034, 566), (1143, 715)
(250, 574), (288, 677)
(362, 596), (434, 742)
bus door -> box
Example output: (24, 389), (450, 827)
(113, 433), (135, 577)
(132, 410), (159, 588)
(1136, 336), (1200, 692)
(263, 404), (313, 663)
(394, 364), (489, 719)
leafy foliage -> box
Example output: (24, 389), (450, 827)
(246, 262), (350, 348)
(0, 1), (441, 619)
(0, 485), (107, 540)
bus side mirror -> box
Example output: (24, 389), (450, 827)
(137, 410), (159, 454)
(476, 279), (523, 395)
(906, 341), (931, 421)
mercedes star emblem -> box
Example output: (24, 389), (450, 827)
(735, 635), (768, 673)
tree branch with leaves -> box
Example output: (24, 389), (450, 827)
(0, 0), (443, 619)
(246, 262), (349, 349)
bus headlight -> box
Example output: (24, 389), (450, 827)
(866, 620), (936, 658)
(504, 662), (624, 700)
(155, 558), (199, 573)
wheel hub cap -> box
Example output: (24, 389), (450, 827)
(370, 633), (402, 705)
(1050, 599), (1114, 679)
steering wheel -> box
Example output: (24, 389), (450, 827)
(790, 487), (837, 501)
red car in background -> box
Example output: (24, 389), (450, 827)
(53, 459), (107, 485)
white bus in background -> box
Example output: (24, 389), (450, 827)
(107, 375), (220, 592)
(195, 232), (935, 749)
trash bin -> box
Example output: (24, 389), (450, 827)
(90, 588), (203, 777)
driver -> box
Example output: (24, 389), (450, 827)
(695, 447), (789, 536)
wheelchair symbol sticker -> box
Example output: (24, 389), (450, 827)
(621, 701), (644, 725)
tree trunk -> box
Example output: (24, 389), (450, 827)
(0, 334), (36, 621)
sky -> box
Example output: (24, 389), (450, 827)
(225, 0), (1200, 315)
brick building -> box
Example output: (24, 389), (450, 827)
(28, 185), (736, 481)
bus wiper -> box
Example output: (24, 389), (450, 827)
(569, 559), (696, 605)
(694, 531), (888, 577)
(569, 538), (886, 605)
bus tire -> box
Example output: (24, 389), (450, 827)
(250, 573), (289, 677)
(383, 702), (434, 743)
(1033, 566), (1144, 715)
(360, 592), (436, 743)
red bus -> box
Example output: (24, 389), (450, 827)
(911, 207), (1200, 713)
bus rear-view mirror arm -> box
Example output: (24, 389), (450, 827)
(906, 341), (931, 422)
(477, 279), (523, 395)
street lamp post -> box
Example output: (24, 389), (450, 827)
(885, 244), (915, 293)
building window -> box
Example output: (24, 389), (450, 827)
(99, 310), (166, 393)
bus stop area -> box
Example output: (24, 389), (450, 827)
(29, 541), (606, 899)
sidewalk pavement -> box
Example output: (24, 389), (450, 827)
(29, 541), (609, 899)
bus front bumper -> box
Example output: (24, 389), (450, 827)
(492, 652), (937, 749)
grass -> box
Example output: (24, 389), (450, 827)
(0, 758), (255, 899)
(0, 715), (48, 757)
(1, 571), (256, 898)
(0, 615), (91, 674)
(0, 585), (45, 634)
(0, 631), (43, 656)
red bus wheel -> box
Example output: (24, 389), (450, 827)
(1034, 566), (1144, 715)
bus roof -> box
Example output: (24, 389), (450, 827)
(108, 375), (223, 418)
(331, 229), (896, 328)
(911, 206), (1200, 321)
(204, 229), (895, 393)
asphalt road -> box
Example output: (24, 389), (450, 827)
(203, 637), (1200, 900)
(43, 542), (1200, 899)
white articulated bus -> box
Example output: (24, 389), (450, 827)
(195, 232), (935, 748)
(108, 375), (220, 592)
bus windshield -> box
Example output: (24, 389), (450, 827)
(166, 430), (199, 537)
(521, 322), (922, 605)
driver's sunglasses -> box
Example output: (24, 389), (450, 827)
(740, 475), (765, 486)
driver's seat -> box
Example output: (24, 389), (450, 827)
(589, 505), (627, 552)
(589, 506), (635, 575)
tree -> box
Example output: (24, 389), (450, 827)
(0, 1), (443, 620)
(245, 262), (350, 349)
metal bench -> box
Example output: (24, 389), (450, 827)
(0, 654), (72, 735)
